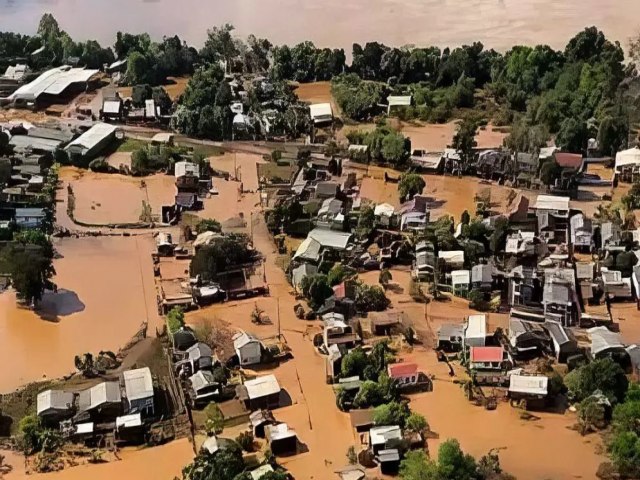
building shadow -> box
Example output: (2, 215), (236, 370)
(278, 389), (293, 408)
(37, 288), (85, 322)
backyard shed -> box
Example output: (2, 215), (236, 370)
(237, 374), (281, 410)
(122, 367), (155, 416)
(233, 331), (263, 366)
(464, 314), (487, 347)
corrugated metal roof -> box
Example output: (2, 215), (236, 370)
(370, 425), (402, 445)
(465, 314), (487, 339)
(534, 195), (570, 211)
(588, 326), (625, 356)
(470, 346), (503, 362)
(244, 374), (281, 400)
(65, 123), (116, 153)
(451, 269), (470, 286)
(9, 134), (62, 152)
(233, 331), (261, 349)
(123, 367), (153, 401)
(438, 250), (464, 264)
(293, 237), (322, 261)
(174, 161), (200, 178)
(309, 228), (352, 250)
(309, 103), (332, 120)
(10, 67), (98, 99)
(79, 381), (121, 411)
(189, 370), (217, 392)
(388, 95), (411, 107)
(615, 147), (640, 170)
(508, 374), (548, 395)
(37, 390), (74, 415)
(103, 100), (122, 114)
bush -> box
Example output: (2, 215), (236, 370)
(204, 403), (224, 434)
(354, 283), (390, 312)
(195, 218), (222, 234)
(236, 431), (254, 452)
(564, 358), (628, 405)
(373, 401), (410, 428)
(167, 307), (185, 335)
(406, 412), (429, 434)
(398, 173), (426, 202)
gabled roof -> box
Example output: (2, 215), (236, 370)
(10, 66), (99, 100)
(509, 374), (548, 395)
(308, 228), (352, 250)
(123, 367), (153, 401)
(244, 374), (281, 400)
(233, 331), (261, 349)
(293, 236), (322, 261)
(37, 390), (74, 415)
(78, 381), (121, 411)
(370, 425), (402, 445)
(65, 123), (117, 153)
(555, 152), (583, 169)
(187, 342), (213, 361)
(189, 370), (218, 393)
(534, 195), (570, 211)
(387, 362), (418, 378)
(470, 346), (504, 363)
(466, 314), (487, 339)
(588, 326), (625, 356)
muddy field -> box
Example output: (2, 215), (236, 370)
(117, 76), (190, 102)
(0, 235), (161, 393)
(61, 167), (176, 225)
(357, 165), (527, 221)
(2, 438), (194, 480)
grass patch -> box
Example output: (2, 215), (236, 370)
(117, 138), (148, 153)
(257, 162), (298, 184)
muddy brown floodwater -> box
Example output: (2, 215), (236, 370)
(0, 235), (161, 393)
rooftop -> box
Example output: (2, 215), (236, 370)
(508, 374), (548, 396)
(387, 362), (418, 378)
(65, 123), (117, 154)
(78, 381), (121, 411)
(37, 389), (74, 415)
(122, 367), (154, 401)
(244, 374), (281, 400)
(470, 346), (504, 363)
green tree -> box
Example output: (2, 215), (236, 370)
(598, 114), (628, 157)
(556, 117), (588, 153)
(406, 412), (429, 435)
(398, 173), (426, 202)
(622, 182), (640, 210)
(452, 118), (478, 169)
(564, 358), (629, 405)
(399, 450), (438, 480)
(437, 439), (479, 480)
(373, 401), (410, 427)
(353, 380), (385, 408)
(354, 283), (390, 312)
(539, 160), (562, 187)
(200, 24), (240, 71)
(609, 431), (640, 478)
(341, 348), (368, 378)
(356, 205), (375, 237)
(182, 443), (245, 480)
(189, 234), (256, 281)
(300, 273), (333, 310)
(195, 219), (222, 234)
(327, 263), (353, 287)
(577, 396), (607, 434)
(167, 307), (185, 334)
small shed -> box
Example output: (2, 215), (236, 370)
(186, 342), (215, 373)
(464, 314), (487, 348)
(544, 321), (578, 363)
(369, 425), (402, 454)
(369, 310), (405, 336)
(309, 103), (333, 125)
(349, 408), (375, 433)
(250, 409), (276, 438)
(437, 323), (464, 352)
(122, 367), (155, 416)
(265, 422), (297, 455)
(233, 331), (263, 366)
(508, 374), (548, 400)
(37, 390), (75, 422)
(378, 448), (401, 475)
(189, 370), (220, 405)
(238, 374), (281, 410)
(156, 232), (174, 256)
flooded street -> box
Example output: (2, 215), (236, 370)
(0, 235), (161, 392)
(2, 1), (640, 53)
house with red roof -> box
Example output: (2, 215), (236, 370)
(469, 346), (507, 371)
(554, 152), (583, 171)
(387, 362), (419, 386)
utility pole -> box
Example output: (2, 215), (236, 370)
(277, 296), (281, 338)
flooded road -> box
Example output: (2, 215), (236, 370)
(1, 1), (639, 53)
(0, 235), (161, 392)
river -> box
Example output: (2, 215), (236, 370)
(0, 0), (639, 53)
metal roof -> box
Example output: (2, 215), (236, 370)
(534, 195), (570, 211)
(470, 346), (503, 362)
(244, 374), (281, 400)
(451, 269), (470, 286)
(308, 228), (352, 250)
(116, 413), (142, 430)
(370, 425), (402, 445)
(37, 389), (74, 415)
(438, 250), (464, 264)
(28, 127), (74, 143)
(250, 465), (275, 480)
(174, 161), (200, 178)
(15, 208), (45, 218)
(233, 331), (261, 349)
(65, 123), (117, 154)
(265, 422), (296, 441)
(10, 67), (99, 100)
(615, 147), (640, 170)
(291, 263), (317, 289)
(309, 103), (332, 120)
(387, 95), (412, 107)
(2, 64), (29, 80)
(123, 367), (153, 401)
(189, 370), (218, 393)
(588, 326), (625, 356)
(374, 203), (395, 217)
(187, 342), (213, 361)
(465, 314), (487, 339)
(78, 381), (121, 411)
(9, 134), (62, 152)
(508, 374), (548, 395)
(103, 99), (122, 114)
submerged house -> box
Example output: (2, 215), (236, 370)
(65, 123), (117, 161)
(508, 317), (550, 357)
(570, 214), (593, 252)
(544, 321), (578, 363)
(189, 370), (221, 405)
(387, 362), (419, 387)
(265, 422), (298, 455)
(533, 195), (570, 245)
(237, 374), (282, 410)
(122, 367), (155, 416)
(233, 331), (264, 366)
(370, 425), (402, 455)
(437, 323), (464, 352)
(508, 374), (548, 408)
(77, 381), (122, 420)
(469, 346), (508, 371)
(464, 314), (487, 348)
(37, 390), (75, 423)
